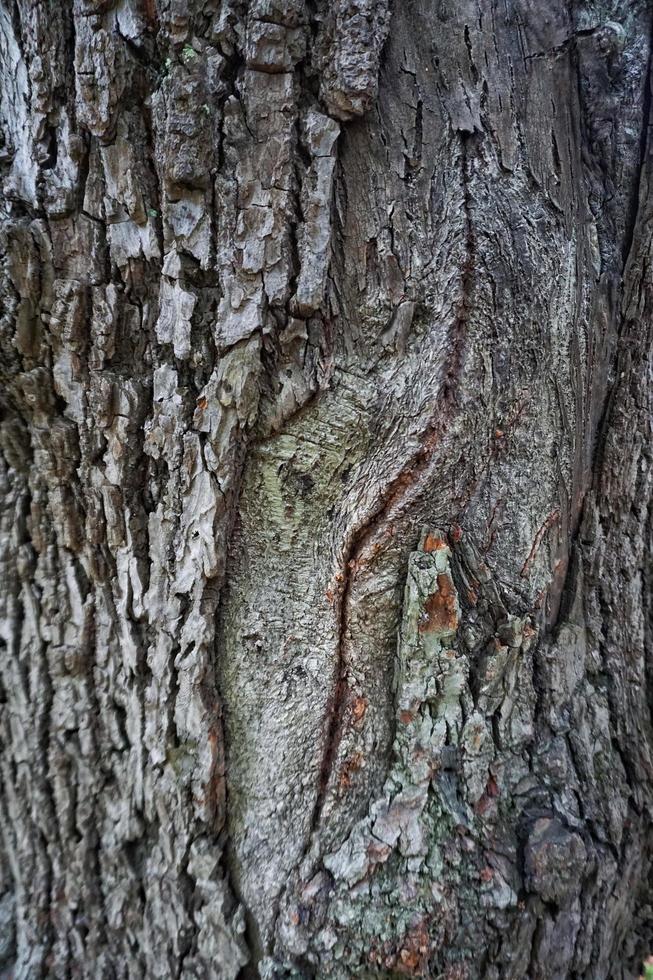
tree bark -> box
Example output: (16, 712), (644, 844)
(1, 1), (652, 977)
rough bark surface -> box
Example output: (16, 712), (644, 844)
(0, 1), (652, 978)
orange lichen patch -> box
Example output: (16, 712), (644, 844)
(368, 919), (431, 978)
(423, 532), (448, 553)
(396, 921), (431, 977)
(351, 696), (368, 726)
(347, 556), (364, 577)
(419, 574), (459, 633)
(338, 751), (364, 792)
(399, 709), (416, 724)
(371, 525), (397, 557)
(196, 395), (208, 410)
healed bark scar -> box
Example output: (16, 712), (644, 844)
(310, 135), (476, 835)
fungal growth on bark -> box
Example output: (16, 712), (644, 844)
(0, 1), (651, 978)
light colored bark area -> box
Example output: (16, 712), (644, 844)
(0, 1), (651, 978)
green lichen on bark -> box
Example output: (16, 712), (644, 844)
(269, 531), (541, 977)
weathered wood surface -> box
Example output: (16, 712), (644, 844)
(0, 1), (651, 977)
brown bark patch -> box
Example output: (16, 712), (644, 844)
(423, 532), (448, 553)
(351, 696), (368, 726)
(338, 751), (364, 792)
(419, 574), (458, 633)
(142, 0), (158, 28)
(368, 918), (431, 977)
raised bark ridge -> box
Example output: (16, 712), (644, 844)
(0, 1), (652, 978)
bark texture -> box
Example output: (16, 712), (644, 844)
(0, 1), (652, 978)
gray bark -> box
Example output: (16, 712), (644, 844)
(0, 1), (652, 978)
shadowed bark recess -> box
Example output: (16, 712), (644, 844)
(0, 1), (652, 978)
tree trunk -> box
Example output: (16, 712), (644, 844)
(1, 1), (652, 977)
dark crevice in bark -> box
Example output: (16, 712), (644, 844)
(622, 14), (653, 272)
(645, 494), (653, 733)
(38, 554), (59, 969)
(229, 842), (264, 980)
(527, 26), (611, 63)
(309, 553), (352, 835)
(443, 132), (476, 406)
(549, 12), (653, 645)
